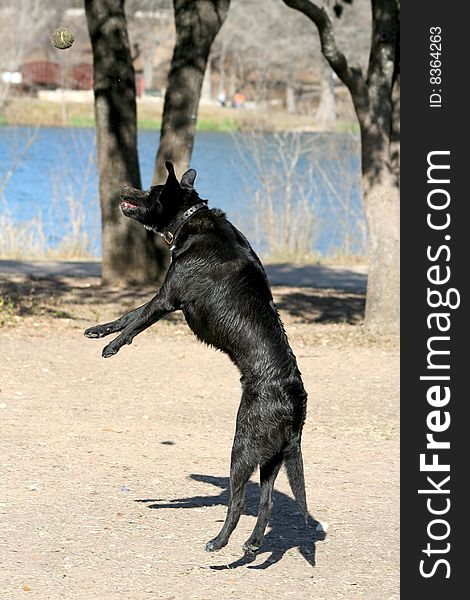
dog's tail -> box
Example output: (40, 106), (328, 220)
(283, 443), (308, 523)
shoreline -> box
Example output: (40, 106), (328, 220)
(0, 97), (359, 134)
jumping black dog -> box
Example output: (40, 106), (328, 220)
(84, 162), (309, 554)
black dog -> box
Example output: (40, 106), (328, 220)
(84, 162), (308, 554)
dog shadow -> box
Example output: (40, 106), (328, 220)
(136, 473), (326, 570)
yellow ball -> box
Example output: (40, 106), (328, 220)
(51, 26), (75, 50)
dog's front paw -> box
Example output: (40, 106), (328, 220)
(102, 342), (120, 358)
(102, 334), (133, 358)
(84, 325), (108, 338)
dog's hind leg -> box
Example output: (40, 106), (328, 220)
(242, 453), (283, 554)
(205, 429), (257, 552)
(284, 444), (308, 522)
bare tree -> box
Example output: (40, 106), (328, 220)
(0, 0), (60, 107)
(282, 0), (399, 334)
(315, 56), (336, 128)
(212, 0), (370, 115)
(214, 0), (319, 108)
(127, 0), (174, 91)
(152, 0), (231, 183)
(85, 0), (165, 285)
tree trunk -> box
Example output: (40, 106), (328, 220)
(360, 0), (400, 334)
(362, 179), (400, 333)
(218, 43), (226, 95)
(355, 80), (399, 335)
(360, 131), (400, 334)
(228, 58), (237, 99)
(152, 0), (231, 183)
(143, 53), (154, 90)
(281, 0), (400, 335)
(286, 77), (296, 114)
(315, 56), (336, 130)
(85, 0), (165, 286)
(201, 55), (212, 102)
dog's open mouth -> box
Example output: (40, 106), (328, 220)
(120, 185), (147, 212)
(120, 200), (139, 210)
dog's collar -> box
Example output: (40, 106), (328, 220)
(161, 202), (208, 246)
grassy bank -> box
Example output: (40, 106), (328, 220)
(1, 97), (357, 133)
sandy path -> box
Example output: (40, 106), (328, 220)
(1, 310), (398, 599)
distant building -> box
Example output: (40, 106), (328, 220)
(18, 59), (143, 96)
(21, 61), (61, 90)
(68, 64), (93, 90)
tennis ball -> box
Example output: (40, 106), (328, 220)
(51, 26), (75, 50)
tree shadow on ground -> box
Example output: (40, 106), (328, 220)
(265, 263), (367, 292)
(0, 275), (164, 319)
(273, 289), (365, 324)
(136, 473), (326, 570)
(0, 274), (364, 325)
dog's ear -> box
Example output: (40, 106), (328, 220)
(165, 161), (180, 188)
(180, 168), (197, 189)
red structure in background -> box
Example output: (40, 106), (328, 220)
(21, 62), (61, 89)
(19, 61), (144, 96)
(135, 74), (145, 97)
(68, 64), (93, 90)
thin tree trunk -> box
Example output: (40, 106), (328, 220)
(228, 58), (237, 99)
(201, 55), (212, 102)
(315, 56), (336, 130)
(218, 43), (226, 94)
(286, 77), (296, 114)
(153, 0), (230, 183)
(143, 52), (154, 89)
(85, 0), (165, 285)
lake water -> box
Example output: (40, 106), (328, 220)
(0, 126), (365, 258)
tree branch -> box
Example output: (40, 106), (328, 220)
(281, 0), (366, 99)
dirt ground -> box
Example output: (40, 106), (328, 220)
(0, 262), (399, 600)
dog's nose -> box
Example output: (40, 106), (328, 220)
(120, 186), (140, 201)
(121, 185), (144, 198)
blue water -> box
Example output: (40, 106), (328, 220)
(0, 126), (365, 257)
